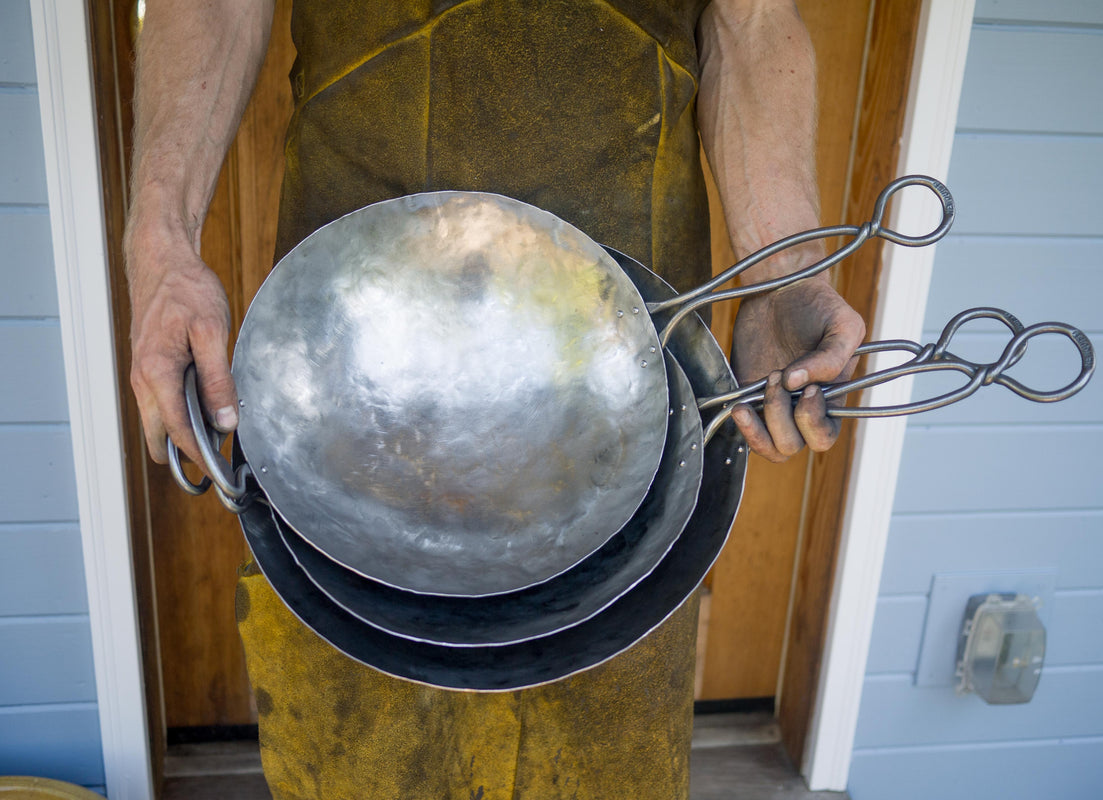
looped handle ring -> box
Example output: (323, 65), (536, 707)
(699, 306), (1095, 443)
(166, 363), (255, 513)
(167, 437), (211, 495)
(868, 174), (956, 247)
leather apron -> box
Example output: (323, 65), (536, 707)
(237, 2), (714, 797)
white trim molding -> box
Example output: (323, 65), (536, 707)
(29, 1), (154, 797)
(802, 0), (975, 791)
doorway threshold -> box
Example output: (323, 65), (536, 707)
(162, 712), (849, 799)
(690, 711), (849, 800)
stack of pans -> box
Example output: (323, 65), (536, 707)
(170, 179), (1094, 690)
(222, 238), (750, 690)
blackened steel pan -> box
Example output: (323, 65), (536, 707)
(231, 298), (747, 689)
(250, 247), (736, 648)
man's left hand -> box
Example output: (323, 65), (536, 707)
(728, 277), (866, 462)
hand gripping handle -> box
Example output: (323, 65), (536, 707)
(166, 363), (254, 513)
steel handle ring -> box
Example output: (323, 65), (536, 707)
(183, 363), (249, 502)
(870, 175), (956, 247)
(167, 434), (211, 495)
(991, 322), (1096, 402)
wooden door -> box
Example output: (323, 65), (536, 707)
(146, 3), (297, 728)
(698, 0), (881, 701)
(90, 0), (921, 747)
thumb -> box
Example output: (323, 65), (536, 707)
(190, 324), (239, 433)
(783, 326), (864, 390)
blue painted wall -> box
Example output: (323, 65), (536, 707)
(0, 0), (105, 790)
(849, 3), (1103, 799)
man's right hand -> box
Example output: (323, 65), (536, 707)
(126, 224), (238, 467)
(124, 0), (274, 468)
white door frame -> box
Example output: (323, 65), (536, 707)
(30, 1), (154, 797)
(800, 0), (975, 790)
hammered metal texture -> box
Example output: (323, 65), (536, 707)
(233, 193), (669, 597)
(233, 247), (748, 689)
(280, 350), (704, 647)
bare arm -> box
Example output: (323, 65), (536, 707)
(697, 0), (865, 461)
(125, 0), (275, 465)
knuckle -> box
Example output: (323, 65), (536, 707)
(203, 372), (235, 394)
(189, 315), (229, 344)
(777, 438), (805, 458)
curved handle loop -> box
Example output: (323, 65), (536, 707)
(166, 363), (255, 513)
(167, 437), (211, 496)
(869, 174), (956, 247)
(699, 307), (1095, 443)
(651, 175), (955, 347)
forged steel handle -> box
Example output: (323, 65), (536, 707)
(699, 307), (1096, 443)
(650, 175), (955, 346)
(166, 364), (255, 513)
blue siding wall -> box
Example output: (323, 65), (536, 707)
(849, 4), (1103, 799)
(0, 0), (105, 789)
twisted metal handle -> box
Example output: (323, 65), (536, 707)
(652, 175), (956, 346)
(167, 364), (255, 513)
(700, 307), (1096, 443)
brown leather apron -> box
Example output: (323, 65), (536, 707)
(239, 2), (714, 797)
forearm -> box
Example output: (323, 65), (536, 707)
(127, 0), (275, 263)
(124, 0), (274, 463)
(697, 0), (822, 282)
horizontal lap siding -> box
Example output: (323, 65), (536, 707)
(0, 618), (97, 705)
(947, 136), (1103, 236)
(857, 667), (1103, 747)
(0, 212), (56, 316)
(0, 525), (88, 615)
(957, 29), (1103, 134)
(892, 427), (1101, 513)
(924, 238), (1103, 332)
(974, 0), (1103, 27)
(0, 0), (103, 789)
(851, 738), (1103, 800)
(0, 93), (48, 205)
(0, 706), (104, 787)
(0, 323), (69, 421)
(850, 11), (1103, 800)
(882, 511), (1103, 593)
(868, 591), (1103, 674)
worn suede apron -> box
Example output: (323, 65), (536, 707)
(237, 2), (714, 797)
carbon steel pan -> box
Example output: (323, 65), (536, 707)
(238, 424), (743, 691)
(233, 192), (670, 597)
(235, 275), (747, 688)
(279, 349), (705, 647)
